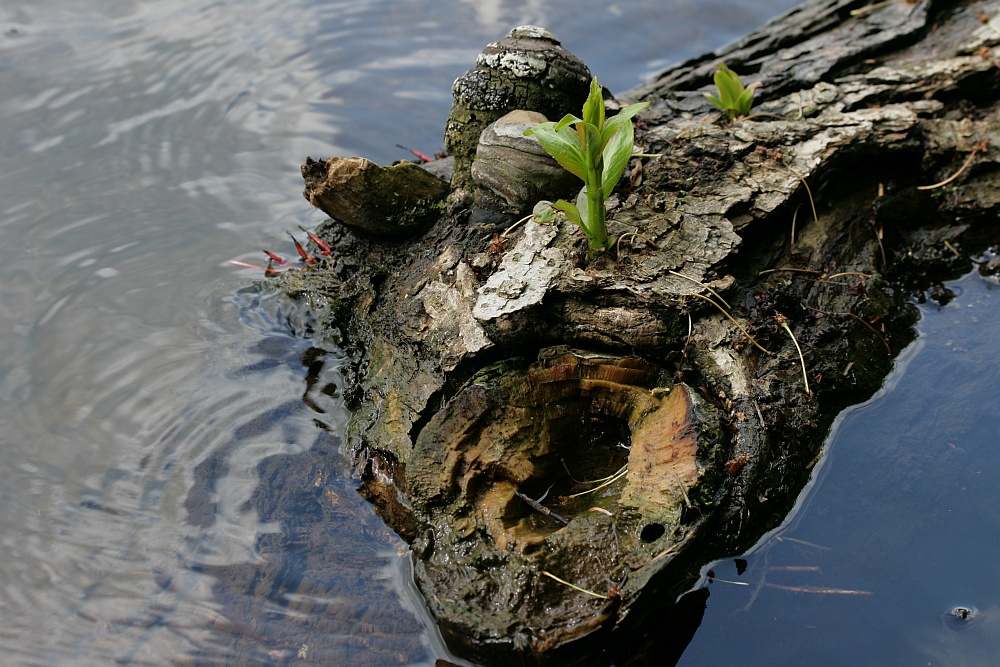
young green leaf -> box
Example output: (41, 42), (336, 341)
(580, 121), (603, 169)
(525, 75), (647, 257)
(714, 64), (743, 106)
(601, 101), (650, 150)
(553, 113), (582, 132)
(582, 78), (605, 132)
(705, 93), (726, 113)
(600, 116), (635, 196)
(704, 62), (756, 121)
(525, 122), (588, 180)
(575, 188), (590, 235)
(737, 85), (756, 116)
(552, 199), (583, 230)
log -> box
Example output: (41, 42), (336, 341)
(275, 0), (1000, 663)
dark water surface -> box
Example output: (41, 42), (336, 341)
(11, 0), (982, 665)
(678, 269), (1000, 667)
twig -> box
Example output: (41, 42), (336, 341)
(514, 491), (568, 525)
(541, 571), (609, 599)
(803, 304), (891, 354)
(501, 213), (534, 238)
(649, 544), (680, 564)
(688, 293), (771, 355)
(826, 271), (872, 280)
(775, 536), (831, 551)
(562, 460), (624, 486)
(758, 267), (824, 277)
(711, 577), (751, 587)
(615, 231), (658, 258)
(790, 204), (800, 247)
(917, 140), (989, 190)
(672, 473), (693, 509)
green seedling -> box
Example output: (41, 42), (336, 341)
(705, 62), (759, 121)
(525, 77), (649, 255)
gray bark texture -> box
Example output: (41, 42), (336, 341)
(275, 0), (1000, 663)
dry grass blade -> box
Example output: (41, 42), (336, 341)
(776, 313), (812, 396)
(917, 140), (988, 191)
(781, 161), (819, 226)
(566, 465), (628, 498)
(541, 571), (609, 599)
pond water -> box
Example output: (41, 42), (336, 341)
(5, 0), (992, 665)
(676, 268), (1000, 667)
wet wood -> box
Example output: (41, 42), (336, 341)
(276, 0), (1000, 663)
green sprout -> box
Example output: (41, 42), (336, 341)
(525, 77), (649, 255)
(705, 62), (759, 121)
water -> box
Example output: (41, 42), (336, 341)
(677, 269), (1000, 667)
(7, 0), (971, 664)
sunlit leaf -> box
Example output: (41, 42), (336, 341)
(601, 118), (634, 195)
(526, 122), (587, 180)
(553, 113), (582, 132)
(601, 101), (649, 150)
(582, 77), (605, 131)
(736, 86), (756, 116)
(714, 63), (744, 106)
(580, 122), (603, 168)
(704, 92), (726, 112)
(552, 199), (583, 230)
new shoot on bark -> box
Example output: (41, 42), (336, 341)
(525, 77), (649, 255)
(705, 62), (759, 121)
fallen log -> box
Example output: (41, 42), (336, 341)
(273, 0), (1000, 663)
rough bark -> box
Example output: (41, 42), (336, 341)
(273, 0), (1000, 663)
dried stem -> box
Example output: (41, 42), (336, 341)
(781, 161), (819, 226)
(777, 313), (812, 396)
(689, 293), (771, 355)
(566, 465), (628, 498)
(669, 270), (731, 310)
(541, 571), (609, 599)
(917, 140), (988, 191)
